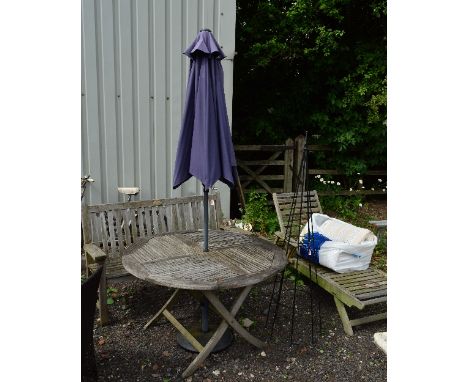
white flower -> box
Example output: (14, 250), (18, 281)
(361, 186), (365, 189)
(331, 181), (335, 184)
(337, 182), (341, 186)
(371, 187), (374, 191)
(359, 203), (363, 207)
(378, 178), (382, 182)
(357, 172), (361, 175)
(358, 179), (363, 184)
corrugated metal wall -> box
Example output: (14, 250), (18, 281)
(81, 0), (236, 216)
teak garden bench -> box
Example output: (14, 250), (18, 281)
(272, 191), (387, 335)
(82, 193), (222, 325)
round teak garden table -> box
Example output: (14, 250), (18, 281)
(122, 229), (287, 378)
(122, 230), (287, 378)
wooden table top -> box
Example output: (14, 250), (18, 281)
(122, 230), (287, 290)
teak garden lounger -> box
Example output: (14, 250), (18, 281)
(272, 191), (387, 335)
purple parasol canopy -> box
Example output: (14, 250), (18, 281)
(172, 29), (237, 191)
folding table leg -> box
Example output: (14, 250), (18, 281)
(204, 290), (266, 349)
(144, 289), (180, 330)
(162, 309), (204, 352)
(182, 286), (261, 378)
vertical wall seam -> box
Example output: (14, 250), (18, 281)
(113, 0), (123, 196)
(95, 0), (107, 202)
(148, 0), (155, 199)
(165, 0), (170, 196)
(131, 0), (139, 194)
(81, 16), (89, 178)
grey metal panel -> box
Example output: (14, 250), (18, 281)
(216, 0), (236, 216)
(81, 0), (236, 217)
(116, 0), (135, 190)
(169, 0), (183, 199)
(181, 0), (201, 198)
(82, 0), (104, 203)
(153, 0), (167, 198)
(99, 0), (119, 203)
(135, 0), (152, 201)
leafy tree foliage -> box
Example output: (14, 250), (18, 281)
(232, 0), (387, 173)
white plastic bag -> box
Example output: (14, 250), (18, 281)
(300, 213), (377, 273)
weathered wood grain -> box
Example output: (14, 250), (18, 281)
(83, 243), (108, 262)
(122, 230), (287, 291)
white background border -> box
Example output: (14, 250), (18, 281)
(1, 1), (468, 380)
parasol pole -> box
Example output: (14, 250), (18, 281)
(203, 186), (209, 252)
(202, 185), (209, 331)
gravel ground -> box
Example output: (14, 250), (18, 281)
(94, 277), (386, 382)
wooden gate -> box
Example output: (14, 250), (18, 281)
(234, 138), (295, 195)
(234, 135), (386, 199)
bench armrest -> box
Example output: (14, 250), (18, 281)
(83, 243), (107, 262)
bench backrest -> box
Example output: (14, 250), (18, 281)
(272, 191), (322, 238)
(82, 193), (222, 276)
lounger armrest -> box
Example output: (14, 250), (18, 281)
(274, 231), (299, 248)
(83, 243), (108, 262)
(274, 231), (284, 240)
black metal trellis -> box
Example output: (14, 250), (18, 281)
(265, 131), (323, 345)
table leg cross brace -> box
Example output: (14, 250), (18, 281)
(182, 286), (266, 378)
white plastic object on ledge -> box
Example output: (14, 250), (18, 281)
(118, 187), (140, 196)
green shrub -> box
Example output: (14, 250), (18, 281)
(320, 195), (363, 220)
(242, 191), (279, 235)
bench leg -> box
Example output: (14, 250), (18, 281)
(334, 297), (353, 336)
(97, 263), (109, 326)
